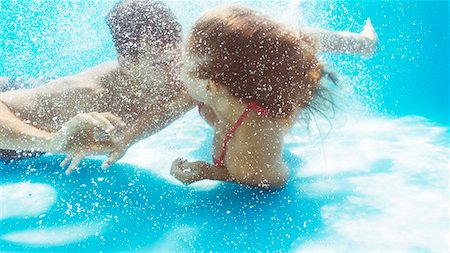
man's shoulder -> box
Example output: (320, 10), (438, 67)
(77, 61), (119, 77)
(53, 61), (119, 90)
(72, 61), (119, 82)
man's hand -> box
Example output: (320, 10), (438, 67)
(100, 140), (130, 170)
(51, 112), (126, 174)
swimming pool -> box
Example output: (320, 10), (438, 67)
(1, 0), (449, 252)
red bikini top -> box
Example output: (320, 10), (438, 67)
(198, 102), (270, 167)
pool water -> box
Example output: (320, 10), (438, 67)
(0, 0), (448, 252)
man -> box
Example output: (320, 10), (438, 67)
(0, 0), (377, 174)
(0, 0), (196, 174)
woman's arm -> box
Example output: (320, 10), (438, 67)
(306, 18), (378, 55)
(170, 158), (286, 189)
(170, 159), (234, 184)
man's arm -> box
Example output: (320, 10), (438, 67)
(102, 89), (197, 168)
(0, 100), (56, 152)
(0, 74), (125, 155)
(1, 98), (126, 160)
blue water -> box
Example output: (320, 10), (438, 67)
(1, 0), (448, 125)
(0, 0), (449, 252)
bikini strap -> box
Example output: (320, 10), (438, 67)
(247, 102), (270, 117)
(213, 102), (269, 167)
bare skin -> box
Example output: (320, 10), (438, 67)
(308, 18), (377, 55)
(171, 82), (291, 188)
(169, 14), (377, 189)
(0, 44), (196, 173)
(1, 62), (124, 132)
(0, 17), (376, 174)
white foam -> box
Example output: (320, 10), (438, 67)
(128, 226), (198, 253)
(289, 113), (449, 252)
(0, 182), (56, 220)
(1, 222), (105, 246)
(288, 114), (448, 178)
(117, 102), (449, 252)
(121, 110), (213, 180)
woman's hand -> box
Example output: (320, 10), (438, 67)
(360, 18), (377, 42)
(50, 112), (127, 174)
(170, 158), (205, 184)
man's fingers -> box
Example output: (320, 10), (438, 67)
(101, 155), (118, 170)
(90, 112), (116, 133)
(64, 112), (125, 141)
(102, 149), (125, 169)
(64, 113), (101, 135)
(101, 112), (126, 128)
(65, 156), (83, 175)
(361, 18), (377, 41)
(60, 155), (72, 167)
(68, 113), (113, 133)
(76, 114), (101, 128)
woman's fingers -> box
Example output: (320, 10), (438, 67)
(170, 158), (187, 174)
(170, 158), (183, 175)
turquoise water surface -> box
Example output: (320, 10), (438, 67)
(0, 0), (448, 252)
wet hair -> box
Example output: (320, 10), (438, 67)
(106, 0), (182, 62)
(187, 5), (323, 119)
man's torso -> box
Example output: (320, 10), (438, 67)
(0, 61), (171, 132)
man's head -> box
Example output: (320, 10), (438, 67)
(107, 0), (181, 61)
(106, 0), (182, 84)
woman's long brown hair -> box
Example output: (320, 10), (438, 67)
(187, 5), (323, 119)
